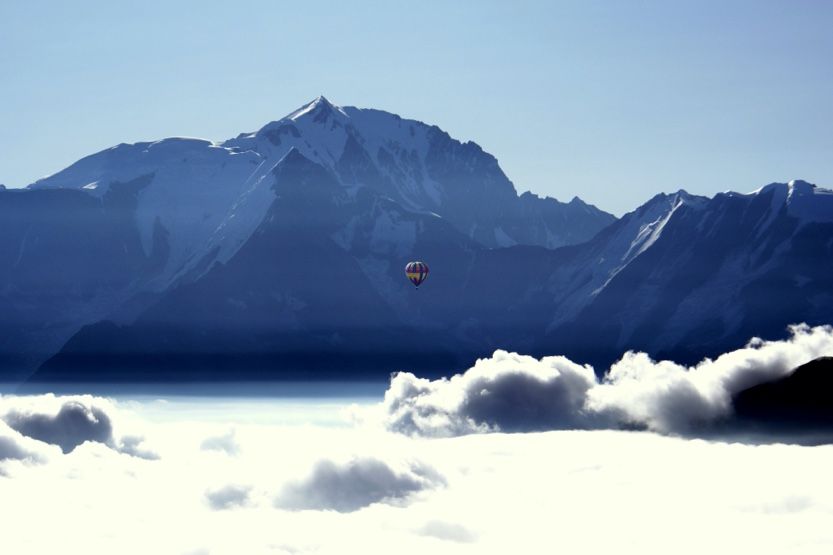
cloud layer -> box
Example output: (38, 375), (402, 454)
(1, 325), (832, 554)
(1, 391), (833, 555)
(380, 324), (833, 436)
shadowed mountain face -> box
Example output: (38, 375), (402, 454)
(732, 357), (833, 431)
(2, 98), (833, 382)
(0, 178), (165, 377)
(35, 150), (478, 380)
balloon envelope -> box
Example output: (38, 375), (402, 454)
(405, 261), (429, 288)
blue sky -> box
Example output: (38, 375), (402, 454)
(1, 0), (831, 214)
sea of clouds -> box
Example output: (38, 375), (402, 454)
(1, 325), (833, 554)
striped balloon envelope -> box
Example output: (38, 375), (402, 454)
(405, 261), (429, 288)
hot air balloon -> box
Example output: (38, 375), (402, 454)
(405, 261), (429, 288)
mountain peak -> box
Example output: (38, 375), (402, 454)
(671, 189), (709, 209)
(746, 179), (817, 198)
(285, 95), (346, 123)
(639, 189), (703, 211)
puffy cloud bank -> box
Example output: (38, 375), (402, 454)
(383, 350), (598, 435)
(0, 395), (157, 459)
(3, 400), (113, 453)
(0, 395), (121, 454)
(381, 324), (833, 436)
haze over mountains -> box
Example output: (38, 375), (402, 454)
(1, 97), (831, 382)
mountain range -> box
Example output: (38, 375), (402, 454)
(1, 97), (831, 382)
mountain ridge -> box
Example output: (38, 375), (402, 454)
(1, 98), (831, 381)
(32, 171), (833, 381)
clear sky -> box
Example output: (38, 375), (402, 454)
(2, 0), (832, 215)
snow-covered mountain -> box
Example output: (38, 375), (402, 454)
(1, 97), (614, 379)
(3, 97), (832, 381)
(31, 175), (833, 381)
(32, 147), (487, 380)
(30, 96), (613, 288)
(226, 97), (616, 249)
(536, 179), (833, 367)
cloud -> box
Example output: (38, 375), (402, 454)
(0, 436), (28, 462)
(275, 457), (445, 513)
(205, 484), (252, 510)
(0, 427), (46, 464)
(380, 324), (833, 436)
(383, 350), (597, 436)
(588, 324), (833, 433)
(117, 435), (159, 460)
(416, 520), (476, 543)
(2, 400), (114, 453)
(200, 429), (240, 455)
(0, 421), (58, 473)
(0, 395), (164, 461)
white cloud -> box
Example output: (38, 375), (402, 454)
(275, 457), (444, 513)
(0, 436), (27, 461)
(590, 323), (833, 433)
(379, 324), (833, 436)
(117, 434), (159, 460)
(206, 484), (252, 510)
(0, 394), (161, 463)
(0, 420), (55, 464)
(382, 350), (597, 436)
(201, 429), (240, 455)
(416, 520), (476, 543)
(1, 397), (114, 453)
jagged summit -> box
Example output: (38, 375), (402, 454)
(283, 95), (347, 123)
(222, 98), (618, 249)
(632, 189), (707, 217)
(312, 94), (333, 107)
